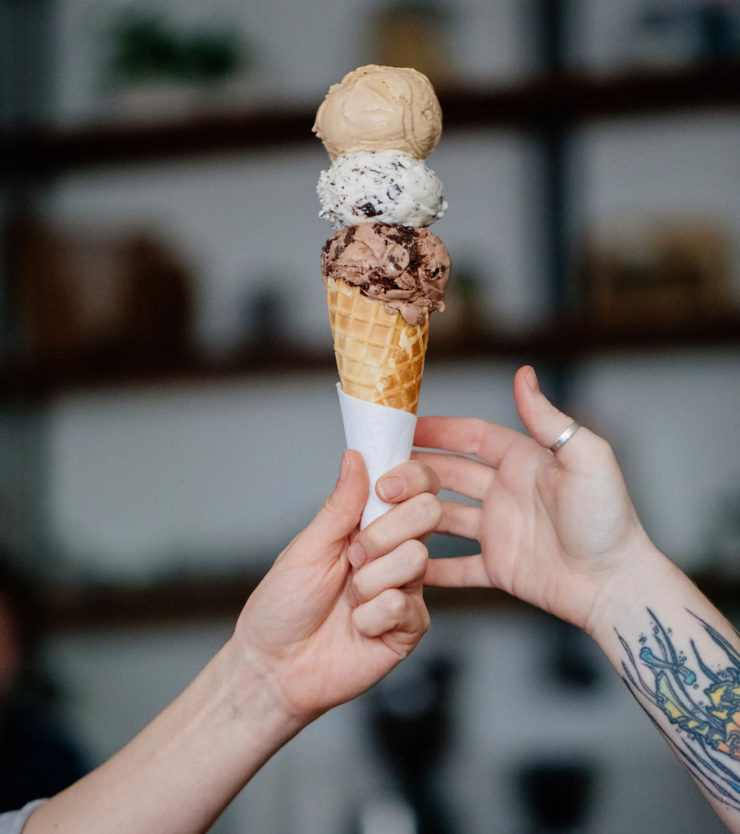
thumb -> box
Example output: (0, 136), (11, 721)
(513, 366), (583, 460)
(299, 450), (369, 551)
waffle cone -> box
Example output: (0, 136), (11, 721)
(325, 276), (428, 414)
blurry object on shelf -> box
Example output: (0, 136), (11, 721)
(697, 0), (740, 57)
(9, 220), (194, 372)
(549, 618), (602, 690)
(703, 480), (740, 579)
(515, 757), (598, 833)
(353, 791), (417, 834)
(104, 9), (257, 119)
(626, 0), (740, 68)
(236, 277), (291, 360)
(366, 1), (456, 89)
(577, 217), (733, 331)
(354, 655), (458, 834)
(432, 260), (487, 345)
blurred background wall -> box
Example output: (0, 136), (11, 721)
(1, 0), (739, 831)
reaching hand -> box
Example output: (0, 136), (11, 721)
(405, 365), (652, 631)
(232, 450), (441, 724)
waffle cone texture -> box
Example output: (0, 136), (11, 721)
(325, 276), (428, 414)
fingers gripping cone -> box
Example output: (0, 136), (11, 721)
(326, 276), (426, 527)
(336, 384), (417, 528)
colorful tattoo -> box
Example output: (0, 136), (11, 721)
(618, 609), (740, 810)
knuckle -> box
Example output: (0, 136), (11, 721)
(403, 539), (428, 575)
(413, 492), (442, 528)
(322, 489), (347, 520)
(420, 606), (431, 635)
(408, 600), (430, 639)
(588, 433), (615, 463)
(410, 459), (439, 486)
(418, 461), (442, 494)
(468, 419), (490, 454)
(383, 589), (406, 620)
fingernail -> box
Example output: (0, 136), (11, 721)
(377, 475), (403, 501)
(526, 366), (539, 393)
(348, 541), (367, 568)
(338, 451), (351, 481)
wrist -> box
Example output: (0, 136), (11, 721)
(219, 638), (311, 740)
(583, 535), (672, 645)
(217, 638), (307, 752)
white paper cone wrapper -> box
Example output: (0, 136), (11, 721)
(337, 384), (417, 528)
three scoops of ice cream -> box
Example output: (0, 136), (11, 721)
(313, 64), (450, 416)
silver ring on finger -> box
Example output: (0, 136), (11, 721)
(549, 420), (581, 454)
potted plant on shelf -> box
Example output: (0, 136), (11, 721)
(104, 9), (255, 119)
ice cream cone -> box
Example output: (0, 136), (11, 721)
(325, 275), (429, 415)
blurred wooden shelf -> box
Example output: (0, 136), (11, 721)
(37, 572), (532, 631)
(40, 567), (740, 631)
(2, 312), (738, 400)
(2, 60), (739, 177)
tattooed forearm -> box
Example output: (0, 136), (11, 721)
(617, 609), (740, 811)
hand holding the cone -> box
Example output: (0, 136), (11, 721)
(234, 451), (441, 724)
(20, 453), (441, 834)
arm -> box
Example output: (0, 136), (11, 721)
(593, 551), (740, 831)
(400, 365), (739, 831)
(25, 451), (441, 834)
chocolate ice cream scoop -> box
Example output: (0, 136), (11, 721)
(321, 223), (450, 326)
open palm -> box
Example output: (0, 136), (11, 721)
(413, 366), (650, 630)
